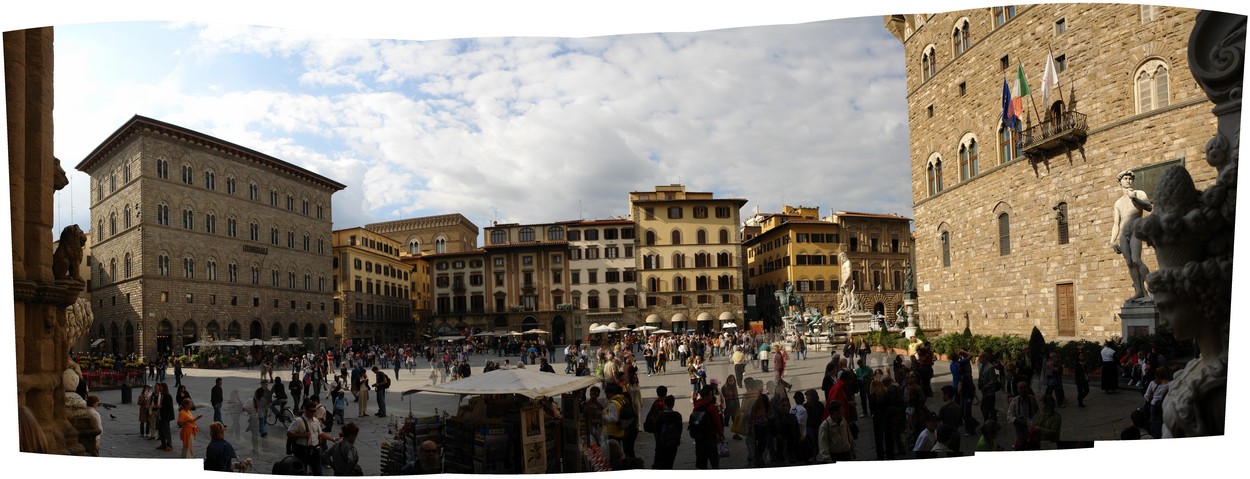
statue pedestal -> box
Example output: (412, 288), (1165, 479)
(847, 312), (874, 333)
(1119, 301), (1158, 339)
(903, 298), (918, 338)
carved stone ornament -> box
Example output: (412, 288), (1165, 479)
(1134, 10), (1243, 438)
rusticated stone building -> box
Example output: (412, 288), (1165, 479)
(76, 115), (345, 357)
(886, 4), (1218, 339)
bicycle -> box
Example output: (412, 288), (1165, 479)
(265, 403), (295, 427)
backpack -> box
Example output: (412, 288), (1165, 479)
(643, 400), (662, 433)
(688, 408), (712, 440)
(617, 397), (637, 429)
(658, 410), (683, 447)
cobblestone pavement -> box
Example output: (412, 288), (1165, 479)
(84, 347), (1148, 474)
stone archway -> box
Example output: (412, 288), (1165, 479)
(250, 320), (263, 339)
(874, 302), (885, 315)
(551, 315), (566, 345)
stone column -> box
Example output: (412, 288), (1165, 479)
(9, 27), (93, 454)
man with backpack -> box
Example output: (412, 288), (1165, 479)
(602, 383), (638, 458)
(652, 395), (682, 469)
(371, 366), (390, 417)
(689, 384), (724, 469)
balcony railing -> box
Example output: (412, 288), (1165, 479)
(1020, 110), (1088, 161)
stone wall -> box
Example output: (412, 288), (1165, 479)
(897, 5), (1218, 339)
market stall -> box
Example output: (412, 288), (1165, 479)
(392, 368), (602, 474)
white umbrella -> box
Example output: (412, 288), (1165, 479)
(218, 340), (248, 347)
(721, 323), (740, 330)
(522, 329), (549, 335)
(650, 329), (673, 335)
(185, 340), (214, 347)
(281, 339), (304, 346)
(474, 332), (496, 337)
(408, 368), (599, 399)
(239, 338), (266, 347)
(634, 325), (658, 332)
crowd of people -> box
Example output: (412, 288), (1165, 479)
(67, 330), (1176, 473)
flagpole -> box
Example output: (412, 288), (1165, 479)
(1050, 45), (1067, 107)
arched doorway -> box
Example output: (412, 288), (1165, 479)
(157, 320), (173, 355)
(288, 323), (299, 338)
(125, 322), (135, 354)
(551, 315), (566, 345)
(180, 320), (197, 353)
(271, 322), (282, 338)
(250, 320), (262, 339)
(206, 321), (221, 341)
(874, 302), (885, 315)
(228, 321), (242, 340)
(303, 323), (314, 338)
(110, 323), (120, 353)
(318, 324), (328, 338)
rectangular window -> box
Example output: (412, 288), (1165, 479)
(1000, 55), (1009, 70)
(715, 207), (731, 218)
(1055, 18), (1066, 35)
(161, 292), (168, 302)
(571, 271), (580, 284)
(958, 82), (967, 96)
(667, 207), (682, 219)
(1055, 54), (1067, 73)
(606, 271), (620, 283)
(693, 207), (708, 218)
(623, 270), (636, 282)
(588, 271), (598, 284)
(926, 105), (934, 118)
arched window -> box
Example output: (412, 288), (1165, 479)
(959, 138), (979, 181)
(1135, 59), (1170, 114)
(952, 19), (971, 56)
(547, 226), (564, 241)
(435, 237), (447, 254)
(998, 213), (1012, 255)
(645, 230), (657, 246)
(109, 213), (116, 235)
(671, 230), (682, 245)
(719, 229), (730, 244)
(490, 230), (506, 244)
(109, 258), (116, 281)
(993, 6), (1017, 27)
(519, 228), (535, 242)
(648, 277), (661, 293)
(123, 205), (131, 228)
(673, 276), (687, 291)
(694, 253), (709, 268)
(1056, 202), (1070, 245)
(408, 239), (420, 254)
(998, 121), (1021, 164)
(124, 253), (132, 278)
(697, 229), (707, 245)
(921, 45), (938, 82)
(718, 275), (732, 290)
(927, 155), (944, 196)
(672, 253), (685, 269)
(695, 275), (709, 291)
(717, 252), (732, 267)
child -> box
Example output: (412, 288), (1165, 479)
(332, 390), (347, 426)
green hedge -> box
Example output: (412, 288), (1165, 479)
(921, 326), (1191, 367)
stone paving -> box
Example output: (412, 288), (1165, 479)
(85, 347), (1148, 474)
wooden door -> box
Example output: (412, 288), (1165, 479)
(1057, 283), (1076, 336)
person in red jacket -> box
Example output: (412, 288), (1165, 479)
(691, 384), (724, 469)
(825, 370), (855, 423)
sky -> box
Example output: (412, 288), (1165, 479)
(44, 10), (911, 238)
(4, 1), (1246, 478)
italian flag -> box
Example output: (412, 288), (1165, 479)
(1012, 64), (1030, 120)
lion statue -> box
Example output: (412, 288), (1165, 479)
(53, 224), (87, 281)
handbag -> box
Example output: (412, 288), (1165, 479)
(717, 442), (730, 458)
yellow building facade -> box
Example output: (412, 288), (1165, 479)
(630, 184), (747, 333)
(332, 227), (415, 346)
(744, 206), (843, 327)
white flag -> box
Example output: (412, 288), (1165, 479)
(1041, 52), (1060, 107)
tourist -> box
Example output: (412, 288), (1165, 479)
(957, 359), (980, 435)
(690, 384), (724, 469)
(1074, 351), (1093, 407)
(156, 382), (175, 451)
(327, 423), (363, 476)
(911, 414), (940, 459)
(1042, 351), (1066, 407)
(977, 351), (1001, 422)
(720, 376), (742, 440)
(816, 400), (855, 463)
(137, 385), (152, 439)
(651, 395), (682, 469)
(789, 391), (810, 463)
(976, 419), (1004, 451)
(936, 385), (962, 453)
(270, 376), (288, 420)
(1007, 382), (1039, 450)
(85, 394), (102, 455)
(175, 384), (192, 409)
(1120, 409), (1150, 440)
(1100, 341), (1120, 393)
(1144, 365), (1171, 438)
(931, 424), (959, 457)
(289, 372), (304, 406)
(602, 383), (638, 458)
(854, 359), (873, 418)
(1036, 396), (1062, 446)
(287, 401), (337, 475)
(803, 389), (823, 459)
(178, 398), (202, 458)
(356, 367), (370, 417)
(210, 377), (224, 423)
(372, 366), (391, 417)
(583, 386), (605, 446)
(867, 376), (894, 460)
(203, 422), (237, 472)
(243, 389), (264, 455)
(731, 346), (746, 385)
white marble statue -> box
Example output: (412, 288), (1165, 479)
(1109, 170), (1153, 302)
